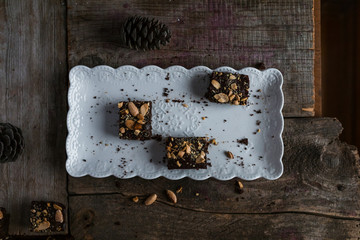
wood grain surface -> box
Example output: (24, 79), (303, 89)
(0, 0), (68, 235)
(67, 0), (316, 117)
(69, 118), (360, 239)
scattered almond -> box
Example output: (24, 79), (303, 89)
(55, 210), (63, 223)
(140, 103), (149, 116)
(178, 151), (185, 158)
(214, 93), (229, 103)
(120, 127), (125, 134)
(134, 130), (141, 136)
(196, 155), (205, 163)
(182, 103), (188, 108)
(35, 221), (51, 231)
(210, 138), (217, 145)
(118, 102), (123, 108)
(145, 194), (157, 206)
(229, 74), (236, 80)
(200, 151), (206, 158)
(166, 190), (177, 203)
(128, 102), (139, 117)
(176, 186), (183, 194)
(231, 83), (237, 90)
(132, 196), (139, 203)
(211, 80), (221, 89)
(167, 152), (172, 159)
(125, 120), (135, 130)
(227, 151), (234, 159)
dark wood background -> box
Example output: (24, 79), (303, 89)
(0, 0), (359, 239)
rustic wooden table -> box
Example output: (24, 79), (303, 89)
(0, 0), (359, 239)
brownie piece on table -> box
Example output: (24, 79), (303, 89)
(30, 201), (65, 233)
(166, 137), (209, 169)
(118, 101), (152, 140)
(0, 208), (9, 239)
(206, 71), (249, 105)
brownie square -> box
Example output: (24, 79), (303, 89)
(118, 101), (152, 140)
(0, 208), (9, 239)
(166, 137), (209, 169)
(206, 71), (249, 105)
(30, 201), (65, 233)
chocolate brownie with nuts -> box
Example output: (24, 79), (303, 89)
(118, 101), (152, 140)
(30, 201), (65, 233)
(206, 71), (249, 105)
(166, 137), (209, 169)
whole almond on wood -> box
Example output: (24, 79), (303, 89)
(145, 193), (157, 206)
(166, 190), (177, 203)
(128, 102), (139, 116)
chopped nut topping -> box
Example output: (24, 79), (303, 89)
(211, 80), (221, 89)
(196, 155), (205, 163)
(134, 123), (142, 130)
(210, 139), (217, 145)
(229, 74), (236, 80)
(137, 113), (144, 120)
(128, 102), (139, 116)
(230, 83), (238, 90)
(134, 130), (141, 136)
(167, 152), (172, 159)
(140, 103), (149, 116)
(214, 93), (229, 103)
(178, 151), (185, 158)
(125, 120), (135, 130)
(118, 102), (123, 108)
(120, 127), (125, 134)
(185, 145), (191, 154)
(176, 161), (181, 167)
(227, 151), (234, 159)
(241, 97), (248, 102)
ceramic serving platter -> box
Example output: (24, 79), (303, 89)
(66, 65), (284, 180)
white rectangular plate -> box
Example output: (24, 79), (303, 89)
(66, 65), (284, 180)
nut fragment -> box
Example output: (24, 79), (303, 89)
(134, 130), (141, 136)
(0, 210), (3, 220)
(211, 80), (221, 89)
(214, 93), (229, 103)
(182, 103), (188, 108)
(229, 95), (235, 101)
(177, 151), (185, 158)
(228, 90), (233, 96)
(210, 139), (217, 145)
(134, 123), (142, 130)
(230, 83), (238, 90)
(185, 145), (191, 154)
(227, 151), (234, 159)
(125, 120), (135, 130)
(145, 194), (157, 206)
(35, 221), (51, 231)
(118, 102), (123, 108)
(140, 103), (149, 116)
(55, 210), (63, 223)
(233, 100), (240, 105)
(132, 196), (139, 203)
(176, 186), (183, 193)
(128, 102), (139, 117)
(166, 190), (177, 203)
(196, 155), (205, 163)
(120, 127), (125, 134)
(176, 161), (181, 167)
(229, 74), (236, 80)
(137, 113), (144, 120)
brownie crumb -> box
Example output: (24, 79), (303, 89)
(237, 138), (248, 145)
(256, 120), (261, 126)
(254, 62), (266, 70)
(165, 73), (170, 80)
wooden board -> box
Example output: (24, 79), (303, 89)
(69, 194), (360, 240)
(0, 0), (68, 235)
(67, 0), (316, 117)
(68, 118), (360, 239)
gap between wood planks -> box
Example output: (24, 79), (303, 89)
(68, 192), (360, 221)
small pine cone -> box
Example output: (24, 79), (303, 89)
(0, 123), (25, 163)
(122, 16), (171, 51)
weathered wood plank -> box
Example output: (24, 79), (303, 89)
(69, 193), (360, 240)
(0, 0), (68, 235)
(67, 0), (315, 117)
(69, 118), (360, 220)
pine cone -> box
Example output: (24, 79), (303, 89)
(0, 123), (25, 163)
(122, 16), (171, 50)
